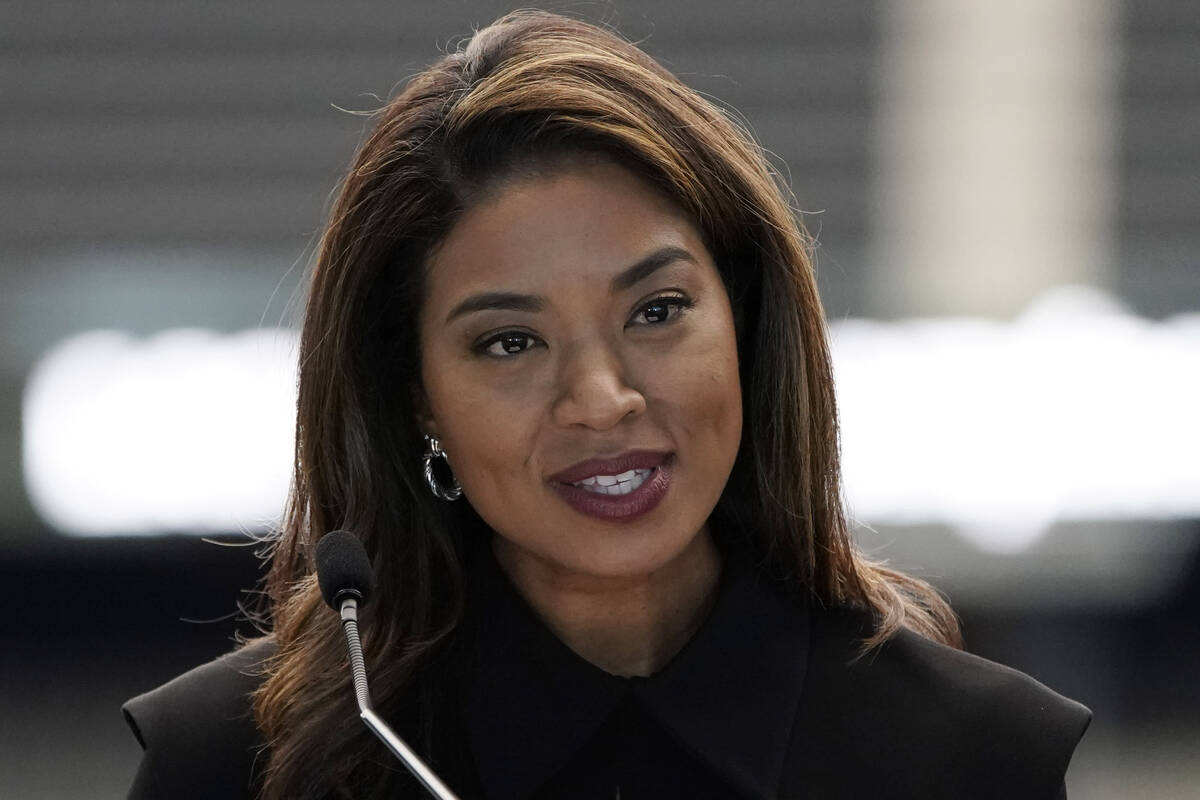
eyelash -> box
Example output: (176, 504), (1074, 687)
(476, 330), (542, 358)
(473, 293), (694, 358)
(627, 293), (693, 327)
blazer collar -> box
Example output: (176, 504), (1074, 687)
(457, 540), (811, 800)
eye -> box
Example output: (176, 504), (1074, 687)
(476, 331), (541, 358)
(629, 294), (693, 327)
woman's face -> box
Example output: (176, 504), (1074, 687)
(418, 158), (742, 581)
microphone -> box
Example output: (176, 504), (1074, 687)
(315, 530), (460, 800)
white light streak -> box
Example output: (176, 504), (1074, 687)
(22, 327), (298, 536)
(834, 286), (1200, 552)
(20, 287), (1200, 549)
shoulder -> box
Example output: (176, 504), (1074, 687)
(785, 605), (1091, 799)
(123, 638), (275, 800)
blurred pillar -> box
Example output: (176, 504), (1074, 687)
(869, 0), (1118, 317)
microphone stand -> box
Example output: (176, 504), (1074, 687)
(338, 598), (461, 800)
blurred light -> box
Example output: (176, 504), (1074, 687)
(835, 286), (1200, 552)
(21, 287), (1200, 544)
(22, 327), (298, 536)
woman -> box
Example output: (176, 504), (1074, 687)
(123, 10), (1090, 799)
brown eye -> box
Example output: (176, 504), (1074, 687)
(479, 331), (539, 358)
(630, 295), (692, 327)
(642, 302), (671, 323)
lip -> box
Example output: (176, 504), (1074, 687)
(549, 451), (673, 523)
(549, 450), (671, 484)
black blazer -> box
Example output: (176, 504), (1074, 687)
(124, 550), (1091, 799)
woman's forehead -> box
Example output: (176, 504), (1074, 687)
(425, 160), (712, 302)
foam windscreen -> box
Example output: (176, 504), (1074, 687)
(315, 530), (375, 609)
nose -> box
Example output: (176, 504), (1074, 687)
(551, 339), (646, 430)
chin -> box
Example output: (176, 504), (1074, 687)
(559, 528), (702, 580)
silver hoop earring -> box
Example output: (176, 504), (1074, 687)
(422, 435), (462, 501)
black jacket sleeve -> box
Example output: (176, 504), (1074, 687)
(123, 640), (273, 800)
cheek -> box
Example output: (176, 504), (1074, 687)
(422, 361), (542, 492)
(650, 319), (743, 450)
(693, 353), (743, 448)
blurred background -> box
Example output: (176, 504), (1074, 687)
(2, 1), (1197, 797)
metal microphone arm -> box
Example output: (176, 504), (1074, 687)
(338, 598), (461, 800)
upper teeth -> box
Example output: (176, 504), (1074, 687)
(573, 468), (652, 495)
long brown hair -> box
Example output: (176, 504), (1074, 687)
(254, 10), (961, 798)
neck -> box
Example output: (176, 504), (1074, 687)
(493, 530), (723, 677)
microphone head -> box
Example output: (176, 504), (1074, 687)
(315, 530), (375, 610)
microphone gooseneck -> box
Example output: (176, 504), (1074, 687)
(314, 530), (460, 800)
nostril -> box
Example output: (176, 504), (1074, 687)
(553, 359), (646, 429)
(553, 385), (646, 430)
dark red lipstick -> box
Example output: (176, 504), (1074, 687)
(549, 451), (673, 523)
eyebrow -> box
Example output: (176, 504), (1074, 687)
(444, 291), (545, 324)
(444, 246), (698, 325)
(610, 245), (697, 293)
